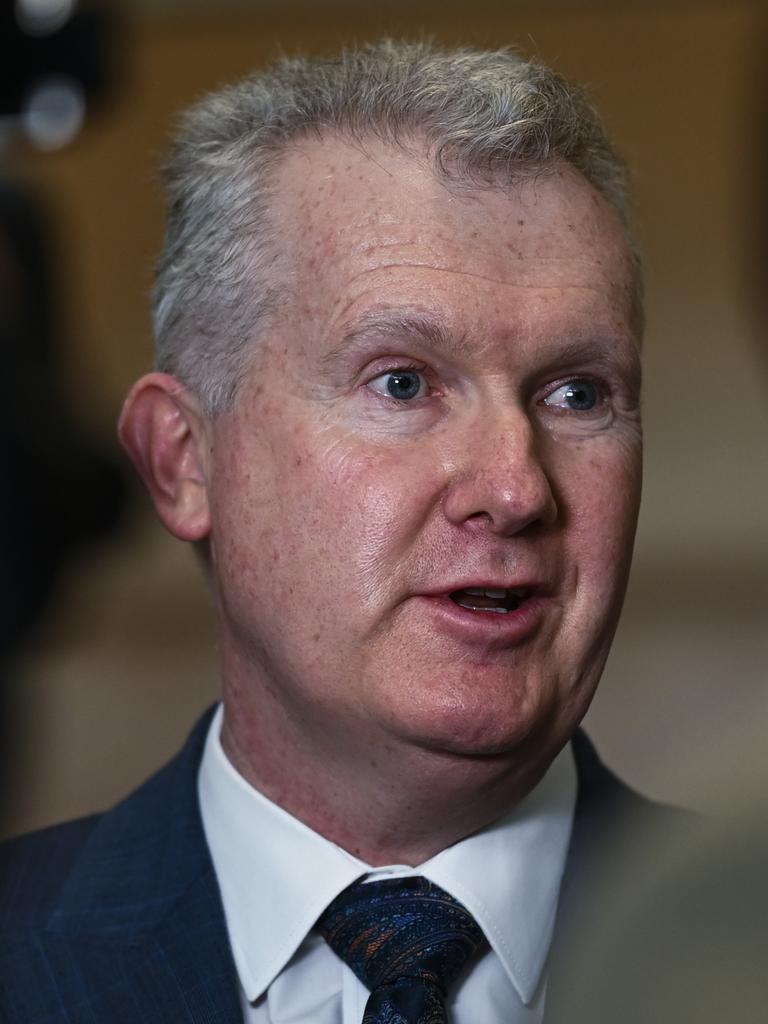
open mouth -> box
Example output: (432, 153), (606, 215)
(448, 587), (530, 614)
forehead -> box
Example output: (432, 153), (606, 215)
(269, 135), (637, 344)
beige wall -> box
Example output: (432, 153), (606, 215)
(7, 0), (767, 835)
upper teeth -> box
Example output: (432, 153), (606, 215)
(463, 587), (519, 598)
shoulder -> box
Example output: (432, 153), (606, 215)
(0, 708), (243, 1023)
(570, 728), (696, 831)
(0, 815), (101, 930)
(549, 731), (699, 987)
(549, 734), (762, 1024)
(0, 707), (217, 943)
(565, 730), (698, 886)
(556, 730), (698, 943)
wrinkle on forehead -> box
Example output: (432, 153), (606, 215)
(336, 257), (631, 290)
(272, 135), (639, 341)
(325, 258), (637, 345)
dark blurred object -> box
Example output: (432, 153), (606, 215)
(1, 1), (116, 151)
(0, 180), (127, 834)
(0, 180), (126, 655)
(0, 2), (124, 830)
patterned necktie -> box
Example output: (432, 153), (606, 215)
(317, 875), (487, 1023)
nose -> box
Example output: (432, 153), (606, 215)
(442, 408), (557, 537)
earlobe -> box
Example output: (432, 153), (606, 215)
(118, 372), (211, 542)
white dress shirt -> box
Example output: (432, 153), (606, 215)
(198, 704), (577, 1024)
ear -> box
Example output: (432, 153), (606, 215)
(118, 372), (211, 542)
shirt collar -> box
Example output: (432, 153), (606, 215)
(417, 745), (577, 1002)
(198, 703), (576, 1005)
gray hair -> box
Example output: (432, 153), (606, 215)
(154, 39), (638, 414)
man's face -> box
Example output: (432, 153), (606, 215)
(203, 139), (642, 765)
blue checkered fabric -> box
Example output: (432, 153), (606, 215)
(318, 876), (487, 1023)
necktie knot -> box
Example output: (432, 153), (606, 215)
(318, 876), (486, 1023)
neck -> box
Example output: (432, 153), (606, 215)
(220, 689), (559, 866)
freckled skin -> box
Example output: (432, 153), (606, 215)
(197, 138), (642, 864)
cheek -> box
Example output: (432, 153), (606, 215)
(212, 417), (440, 608)
(559, 441), (642, 581)
(311, 439), (442, 605)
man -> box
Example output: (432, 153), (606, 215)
(1, 40), (674, 1023)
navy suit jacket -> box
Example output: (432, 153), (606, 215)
(0, 709), (681, 1022)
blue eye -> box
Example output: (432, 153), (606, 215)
(544, 379), (600, 411)
(368, 369), (426, 401)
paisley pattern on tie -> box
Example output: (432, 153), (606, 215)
(318, 876), (487, 1024)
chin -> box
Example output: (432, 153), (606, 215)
(365, 652), (596, 763)
(387, 691), (559, 761)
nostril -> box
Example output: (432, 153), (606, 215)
(441, 456), (557, 536)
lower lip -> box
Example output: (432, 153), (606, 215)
(412, 594), (549, 647)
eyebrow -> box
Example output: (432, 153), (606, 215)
(541, 335), (642, 378)
(321, 309), (474, 367)
(324, 307), (640, 379)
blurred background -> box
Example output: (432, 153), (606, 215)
(1, 0), (766, 838)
